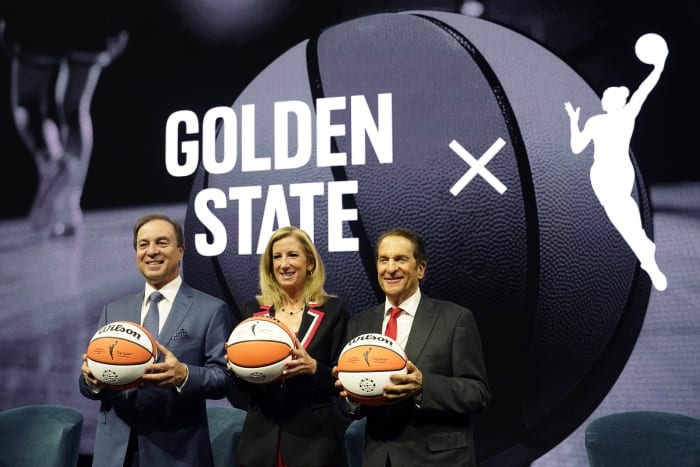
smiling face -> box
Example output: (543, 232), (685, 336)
(135, 219), (184, 289)
(376, 234), (426, 306)
(272, 235), (313, 297)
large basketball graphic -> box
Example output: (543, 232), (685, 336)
(183, 11), (653, 465)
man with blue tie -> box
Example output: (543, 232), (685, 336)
(336, 227), (491, 467)
(79, 213), (236, 467)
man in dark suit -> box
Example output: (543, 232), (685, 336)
(336, 227), (491, 467)
(79, 213), (236, 467)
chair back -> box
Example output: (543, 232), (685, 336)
(207, 405), (246, 467)
(0, 404), (84, 467)
(585, 410), (700, 467)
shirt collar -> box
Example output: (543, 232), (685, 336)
(144, 275), (182, 306)
(384, 288), (421, 317)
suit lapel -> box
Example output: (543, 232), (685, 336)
(118, 293), (143, 323)
(368, 305), (385, 334)
(158, 282), (193, 348)
(297, 303), (325, 350)
(404, 297), (438, 361)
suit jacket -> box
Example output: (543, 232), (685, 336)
(79, 281), (236, 467)
(347, 295), (491, 467)
(234, 296), (351, 467)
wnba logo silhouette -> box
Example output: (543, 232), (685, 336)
(565, 33), (668, 291)
(363, 348), (371, 366)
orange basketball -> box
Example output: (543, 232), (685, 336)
(86, 321), (158, 390)
(226, 316), (295, 384)
(337, 333), (407, 406)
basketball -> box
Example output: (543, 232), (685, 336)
(184, 10), (654, 464)
(635, 32), (668, 65)
(226, 316), (296, 383)
(86, 321), (158, 390)
(337, 333), (407, 406)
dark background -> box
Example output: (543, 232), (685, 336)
(1, 0), (698, 220)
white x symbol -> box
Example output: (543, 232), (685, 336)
(449, 138), (507, 196)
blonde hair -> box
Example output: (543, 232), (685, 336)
(257, 226), (331, 307)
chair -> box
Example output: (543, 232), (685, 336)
(0, 404), (84, 467)
(207, 405), (246, 467)
(345, 417), (367, 467)
(585, 410), (700, 467)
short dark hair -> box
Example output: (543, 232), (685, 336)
(375, 227), (427, 265)
(132, 214), (184, 250)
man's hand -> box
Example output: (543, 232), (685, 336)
(81, 353), (102, 388)
(140, 342), (188, 389)
(332, 365), (349, 398)
(382, 360), (423, 403)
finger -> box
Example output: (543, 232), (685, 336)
(389, 373), (410, 385)
(155, 341), (168, 356)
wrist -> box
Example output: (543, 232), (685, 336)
(175, 364), (189, 392)
(414, 390), (423, 408)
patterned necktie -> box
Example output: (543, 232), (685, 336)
(384, 307), (402, 341)
(143, 291), (163, 340)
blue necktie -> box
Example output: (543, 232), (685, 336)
(143, 291), (163, 340)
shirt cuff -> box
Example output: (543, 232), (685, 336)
(414, 390), (423, 408)
(175, 364), (189, 393)
(344, 396), (361, 414)
(84, 378), (103, 394)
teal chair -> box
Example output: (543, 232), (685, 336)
(207, 405), (246, 467)
(0, 404), (84, 467)
(585, 411), (700, 467)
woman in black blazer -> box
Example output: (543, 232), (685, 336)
(231, 226), (351, 467)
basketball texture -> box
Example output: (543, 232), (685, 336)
(337, 333), (408, 406)
(226, 316), (295, 384)
(184, 11), (654, 465)
(86, 321), (157, 390)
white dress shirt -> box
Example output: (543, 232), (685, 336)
(142, 276), (182, 334)
(382, 288), (421, 349)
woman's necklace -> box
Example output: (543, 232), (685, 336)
(280, 303), (305, 315)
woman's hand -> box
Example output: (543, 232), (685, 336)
(283, 336), (317, 377)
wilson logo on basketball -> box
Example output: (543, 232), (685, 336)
(348, 335), (397, 347)
(97, 323), (145, 341)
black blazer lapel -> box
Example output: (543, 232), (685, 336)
(404, 296), (438, 361)
(349, 304), (384, 339)
(369, 305), (385, 334)
(297, 303), (326, 349)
